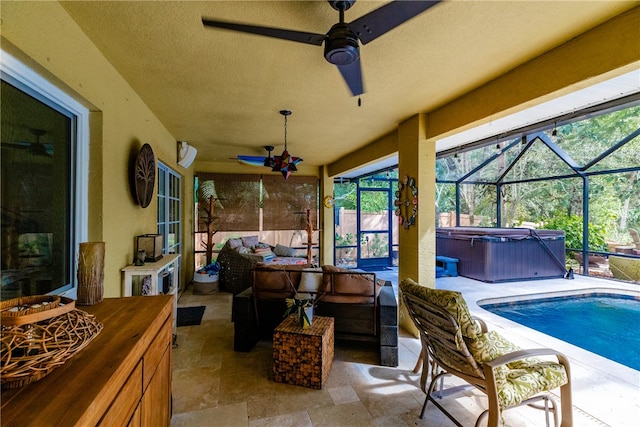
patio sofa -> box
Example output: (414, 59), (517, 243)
(217, 236), (309, 294)
(232, 264), (399, 367)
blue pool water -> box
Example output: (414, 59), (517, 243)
(480, 293), (640, 371)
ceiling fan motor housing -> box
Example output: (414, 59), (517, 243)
(324, 23), (359, 65)
(328, 0), (355, 12)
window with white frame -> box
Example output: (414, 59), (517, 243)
(1, 51), (89, 299)
(157, 162), (182, 256)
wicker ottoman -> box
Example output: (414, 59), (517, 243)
(273, 315), (334, 389)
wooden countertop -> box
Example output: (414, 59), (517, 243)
(1, 295), (173, 426)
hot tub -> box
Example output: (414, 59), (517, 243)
(436, 227), (566, 282)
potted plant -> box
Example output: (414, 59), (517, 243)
(282, 270), (322, 329)
(283, 295), (315, 329)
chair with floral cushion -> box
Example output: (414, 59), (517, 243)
(400, 278), (572, 427)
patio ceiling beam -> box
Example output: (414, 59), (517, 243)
(436, 92), (640, 159)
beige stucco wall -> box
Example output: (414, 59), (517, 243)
(1, 1), (195, 297)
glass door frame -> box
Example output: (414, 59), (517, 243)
(356, 185), (393, 269)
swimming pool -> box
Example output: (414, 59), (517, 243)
(479, 291), (640, 371)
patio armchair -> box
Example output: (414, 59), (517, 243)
(400, 278), (573, 427)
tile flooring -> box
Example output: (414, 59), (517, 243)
(171, 272), (639, 426)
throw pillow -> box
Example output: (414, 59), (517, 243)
(236, 246), (251, 254)
(321, 265), (382, 303)
(241, 235), (259, 248)
(274, 244), (297, 257)
(298, 268), (323, 292)
(227, 238), (243, 249)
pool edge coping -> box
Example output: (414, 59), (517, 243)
(476, 286), (640, 307)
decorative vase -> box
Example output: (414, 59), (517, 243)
(77, 242), (105, 306)
(298, 304), (313, 329)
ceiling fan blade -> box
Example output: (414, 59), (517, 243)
(1, 141), (30, 149)
(202, 18), (325, 46)
(350, 0), (441, 45)
(1, 141), (52, 157)
(237, 155), (268, 167)
(336, 58), (364, 96)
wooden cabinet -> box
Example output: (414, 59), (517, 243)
(1, 296), (173, 426)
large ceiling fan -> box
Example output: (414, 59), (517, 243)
(202, 0), (441, 96)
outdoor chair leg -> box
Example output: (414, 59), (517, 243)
(413, 353), (422, 373)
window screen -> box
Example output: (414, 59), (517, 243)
(196, 173), (260, 231)
(262, 175), (318, 231)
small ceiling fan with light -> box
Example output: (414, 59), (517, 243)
(202, 0), (441, 97)
(236, 110), (303, 180)
(1, 128), (53, 157)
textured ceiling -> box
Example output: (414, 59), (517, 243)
(60, 0), (637, 171)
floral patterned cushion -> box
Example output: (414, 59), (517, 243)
(400, 278), (482, 349)
(467, 330), (568, 407)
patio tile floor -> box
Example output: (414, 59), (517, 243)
(171, 271), (639, 426)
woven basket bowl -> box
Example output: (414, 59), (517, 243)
(1, 296), (103, 390)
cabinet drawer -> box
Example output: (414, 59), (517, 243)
(143, 317), (171, 390)
(99, 361), (142, 426)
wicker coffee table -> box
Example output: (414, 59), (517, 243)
(272, 315), (334, 389)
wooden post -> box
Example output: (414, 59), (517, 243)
(206, 196), (215, 265)
(306, 209), (313, 264)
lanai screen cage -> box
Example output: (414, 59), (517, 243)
(436, 95), (640, 279)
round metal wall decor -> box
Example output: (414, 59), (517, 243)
(394, 175), (418, 229)
(134, 143), (156, 208)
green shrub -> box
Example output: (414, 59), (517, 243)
(543, 214), (607, 252)
(335, 233), (355, 247)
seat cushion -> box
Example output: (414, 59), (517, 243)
(274, 243), (297, 257)
(467, 330), (568, 407)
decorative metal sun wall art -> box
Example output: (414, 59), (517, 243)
(394, 175), (418, 229)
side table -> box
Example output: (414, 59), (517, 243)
(121, 253), (180, 336)
(273, 315), (334, 389)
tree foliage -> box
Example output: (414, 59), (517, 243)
(436, 103), (640, 247)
